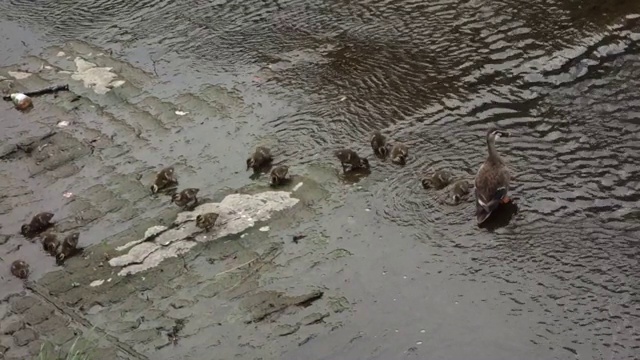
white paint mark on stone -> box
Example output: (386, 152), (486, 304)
(110, 191), (299, 275)
(57, 120), (70, 127)
(8, 71), (31, 80)
(63, 192), (73, 198)
(175, 110), (189, 116)
(89, 279), (105, 287)
(71, 57), (123, 94)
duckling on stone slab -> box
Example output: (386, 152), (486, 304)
(151, 167), (178, 194)
(10, 260), (29, 279)
(334, 149), (370, 173)
(450, 179), (471, 204)
(56, 232), (80, 265)
(270, 165), (289, 186)
(171, 188), (199, 210)
(421, 170), (454, 190)
(475, 127), (511, 225)
(21, 212), (54, 237)
(370, 131), (388, 158)
(196, 213), (219, 232)
(246, 146), (273, 173)
(390, 143), (408, 165)
(41, 233), (60, 257)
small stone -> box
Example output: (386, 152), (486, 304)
(273, 324), (300, 337)
(10, 296), (38, 314)
(27, 339), (44, 355)
(301, 312), (329, 325)
(0, 303), (9, 320)
(23, 304), (53, 326)
(13, 328), (37, 346)
(0, 315), (24, 334)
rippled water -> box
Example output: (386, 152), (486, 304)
(1, 0), (639, 359)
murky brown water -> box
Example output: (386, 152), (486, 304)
(1, 0), (640, 359)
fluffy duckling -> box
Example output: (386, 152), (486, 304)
(246, 146), (273, 172)
(196, 213), (219, 232)
(10, 260), (29, 279)
(171, 188), (199, 210)
(475, 127), (511, 224)
(21, 212), (54, 237)
(270, 165), (289, 186)
(334, 149), (370, 173)
(41, 234), (60, 257)
(370, 131), (388, 158)
(56, 232), (80, 265)
(421, 170), (454, 190)
(151, 167), (178, 194)
(451, 180), (471, 204)
(390, 143), (408, 165)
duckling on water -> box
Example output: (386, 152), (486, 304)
(450, 179), (471, 204)
(334, 149), (370, 173)
(41, 234), (60, 256)
(151, 167), (178, 194)
(475, 127), (511, 225)
(56, 232), (80, 265)
(196, 213), (219, 232)
(390, 143), (408, 165)
(421, 170), (453, 190)
(21, 212), (54, 237)
(172, 188), (199, 210)
(270, 165), (289, 186)
(246, 146), (273, 172)
(370, 131), (388, 158)
(10, 260), (29, 279)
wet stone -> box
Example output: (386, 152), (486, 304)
(27, 339), (45, 355)
(23, 303), (54, 325)
(34, 315), (69, 335)
(170, 299), (193, 309)
(50, 327), (77, 346)
(124, 328), (159, 344)
(3, 343), (29, 360)
(13, 328), (37, 346)
(0, 334), (13, 350)
(273, 323), (300, 337)
(302, 312), (329, 325)
(0, 315), (24, 334)
(0, 302), (9, 320)
(9, 296), (38, 314)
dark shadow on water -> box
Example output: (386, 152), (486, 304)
(249, 163), (273, 180)
(478, 201), (519, 231)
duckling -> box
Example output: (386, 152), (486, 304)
(56, 232), (80, 265)
(334, 149), (370, 173)
(450, 180), (471, 204)
(151, 167), (178, 194)
(171, 188), (199, 210)
(41, 234), (60, 256)
(370, 131), (388, 158)
(10, 260), (29, 279)
(475, 127), (511, 224)
(21, 212), (54, 237)
(390, 143), (408, 165)
(196, 213), (219, 232)
(246, 146), (273, 172)
(421, 170), (454, 190)
(270, 165), (289, 186)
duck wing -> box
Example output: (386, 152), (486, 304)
(474, 162), (510, 222)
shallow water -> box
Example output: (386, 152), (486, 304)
(1, 0), (639, 359)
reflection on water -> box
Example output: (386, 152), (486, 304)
(1, 0), (640, 358)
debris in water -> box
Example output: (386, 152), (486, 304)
(167, 319), (185, 346)
(416, 341), (423, 345)
(365, 208), (370, 212)
(292, 234), (307, 243)
(175, 110), (189, 116)
(57, 51), (66, 57)
(259, 226), (270, 232)
(89, 279), (105, 287)
(63, 191), (73, 198)
(292, 182), (303, 192)
(71, 282), (80, 288)
(57, 121), (70, 128)
(10, 93), (32, 111)
(339, 95), (347, 101)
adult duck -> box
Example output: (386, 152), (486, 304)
(475, 127), (511, 224)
